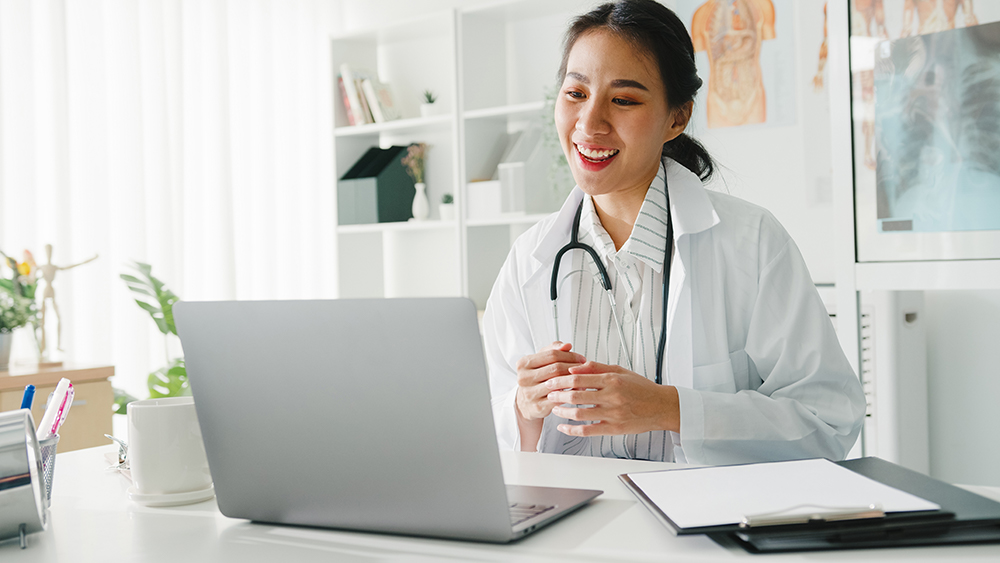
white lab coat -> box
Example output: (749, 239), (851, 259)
(483, 158), (865, 465)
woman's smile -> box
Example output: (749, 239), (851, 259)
(574, 143), (621, 170)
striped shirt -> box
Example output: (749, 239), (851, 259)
(554, 164), (677, 461)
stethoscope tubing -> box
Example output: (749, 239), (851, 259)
(550, 160), (673, 385)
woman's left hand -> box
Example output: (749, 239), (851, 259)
(545, 360), (680, 436)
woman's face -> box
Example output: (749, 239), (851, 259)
(555, 29), (686, 200)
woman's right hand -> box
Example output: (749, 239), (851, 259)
(515, 342), (587, 421)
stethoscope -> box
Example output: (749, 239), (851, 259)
(549, 160), (674, 385)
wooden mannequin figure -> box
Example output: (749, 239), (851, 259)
(38, 244), (98, 358)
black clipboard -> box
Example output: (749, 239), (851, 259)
(620, 457), (1000, 551)
(730, 457), (1000, 552)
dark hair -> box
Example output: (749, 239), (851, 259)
(558, 0), (715, 181)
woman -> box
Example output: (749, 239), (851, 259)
(482, 0), (865, 465)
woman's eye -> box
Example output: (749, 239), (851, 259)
(613, 97), (639, 106)
(565, 90), (585, 99)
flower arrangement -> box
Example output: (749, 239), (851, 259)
(0, 249), (39, 335)
(401, 142), (428, 184)
(422, 90), (437, 104)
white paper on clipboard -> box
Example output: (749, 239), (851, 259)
(624, 458), (940, 530)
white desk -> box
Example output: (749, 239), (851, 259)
(3, 446), (999, 561)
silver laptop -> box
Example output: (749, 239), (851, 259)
(174, 297), (601, 543)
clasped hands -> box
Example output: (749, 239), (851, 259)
(515, 341), (680, 437)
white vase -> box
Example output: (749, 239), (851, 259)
(438, 203), (455, 221)
(411, 182), (430, 221)
(0, 332), (12, 371)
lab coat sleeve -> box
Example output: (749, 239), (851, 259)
(677, 220), (866, 465)
(482, 245), (536, 452)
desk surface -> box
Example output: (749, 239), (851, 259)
(2, 446), (999, 561)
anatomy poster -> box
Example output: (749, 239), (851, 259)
(678, 0), (796, 129)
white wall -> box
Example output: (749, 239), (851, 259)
(924, 290), (1000, 486)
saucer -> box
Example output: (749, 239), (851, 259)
(127, 484), (215, 507)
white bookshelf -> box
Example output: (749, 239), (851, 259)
(330, 0), (594, 307)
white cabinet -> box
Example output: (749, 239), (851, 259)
(331, 0), (592, 308)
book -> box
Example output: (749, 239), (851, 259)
(354, 76), (375, 124)
(361, 77), (401, 123)
(339, 64), (371, 125)
(337, 76), (356, 126)
(361, 78), (385, 123)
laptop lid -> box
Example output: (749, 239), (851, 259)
(174, 298), (517, 542)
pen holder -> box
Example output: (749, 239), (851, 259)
(38, 434), (59, 507)
(0, 410), (49, 549)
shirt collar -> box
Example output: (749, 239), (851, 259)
(577, 162), (672, 273)
(528, 158), (719, 274)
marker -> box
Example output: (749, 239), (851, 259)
(53, 383), (74, 436)
(20, 385), (35, 410)
(37, 378), (71, 441)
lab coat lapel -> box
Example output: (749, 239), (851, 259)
(663, 160), (720, 391)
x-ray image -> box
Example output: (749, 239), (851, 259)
(874, 20), (1000, 233)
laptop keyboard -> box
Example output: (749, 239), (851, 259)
(509, 502), (555, 527)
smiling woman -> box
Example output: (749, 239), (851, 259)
(482, 0), (865, 466)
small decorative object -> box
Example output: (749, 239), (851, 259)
(36, 245), (98, 358)
(0, 249), (40, 370)
(412, 183), (430, 221)
(420, 89), (437, 118)
(439, 193), (456, 221)
(402, 143), (430, 221)
(119, 262), (187, 415)
(339, 145), (418, 225)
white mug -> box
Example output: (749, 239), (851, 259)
(127, 397), (212, 496)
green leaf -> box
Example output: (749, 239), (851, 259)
(112, 388), (139, 415)
(125, 285), (155, 297)
(147, 360), (190, 398)
(123, 261), (181, 335)
(133, 299), (161, 315)
(119, 274), (148, 286)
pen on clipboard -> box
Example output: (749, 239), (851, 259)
(20, 384), (35, 410)
(36, 378), (73, 441)
(740, 504), (885, 528)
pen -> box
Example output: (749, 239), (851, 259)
(740, 504), (885, 528)
(20, 384), (35, 410)
(37, 378), (71, 441)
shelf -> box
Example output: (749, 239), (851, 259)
(465, 213), (552, 228)
(338, 220), (457, 235)
(463, 101), (546, 120)
(334, 114), (452, 138)
(855, 260), (1000, 291)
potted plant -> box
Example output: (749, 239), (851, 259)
(117, 262), (187, 414)
(439, 193), (456, 221)
(420, 90), (437, 118)
(0, 250), (39, 370)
